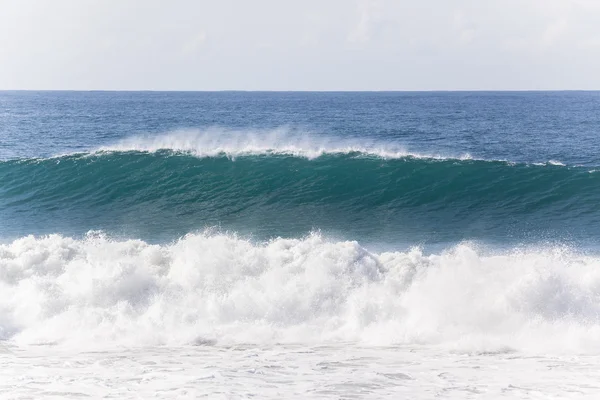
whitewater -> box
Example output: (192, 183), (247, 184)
(3, 232), (600, 398)
(3, 91), (600, 398)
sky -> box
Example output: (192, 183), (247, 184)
(1, 0), (600, 91)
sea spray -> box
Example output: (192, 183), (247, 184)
(1, 232), (600, 353)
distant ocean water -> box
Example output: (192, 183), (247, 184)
(3, 91), (600, 398)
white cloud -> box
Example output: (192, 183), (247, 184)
(451, 10), (476, 45)
(348, 0), (378, 44)
(182, 32), (207, 55)
(541, 18), (569, 49)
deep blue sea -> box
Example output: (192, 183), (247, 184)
(2, 91), (600, 249)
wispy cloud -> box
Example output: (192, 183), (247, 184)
(182, 31), (207, 55)
(347, 0), (382, 45)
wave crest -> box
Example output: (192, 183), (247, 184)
(97, 128), (464, 160)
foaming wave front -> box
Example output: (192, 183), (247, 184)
(2, 231), (600, 353)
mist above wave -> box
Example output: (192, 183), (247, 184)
(97, 128), (470, 160)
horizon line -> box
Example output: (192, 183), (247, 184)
(1, 89), (600, 93)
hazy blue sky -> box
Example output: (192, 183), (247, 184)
(1, 0), (600, 90)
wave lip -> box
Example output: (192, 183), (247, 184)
(2, 232), (600, 353)
(83, 128), (566, 168)
(2, 128), (570, 166)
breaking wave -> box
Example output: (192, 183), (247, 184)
(2, 232), (600, 353)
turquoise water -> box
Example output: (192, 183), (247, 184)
(2, 91), (600, 248)
(2, 151), (599, 247)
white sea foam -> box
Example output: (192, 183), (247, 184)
(97, 128), (463, 160)
(2, 232), (600, 353)
(548, 160), (567, 166)
(92, 129), (573, 167)
(532, 160), (568, 166)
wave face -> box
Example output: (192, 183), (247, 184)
(2, 232), (600, 353)
(1, 148), (599, 244)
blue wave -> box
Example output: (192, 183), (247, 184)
(1, 151), (599, 244)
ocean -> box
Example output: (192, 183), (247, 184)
(2, 91), (600, 398)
